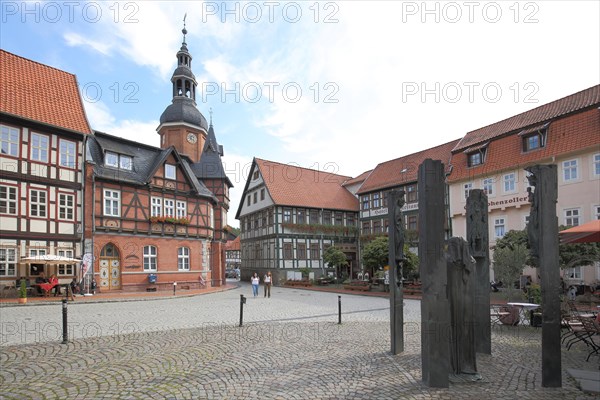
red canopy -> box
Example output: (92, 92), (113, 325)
(559, 220), (600, 244)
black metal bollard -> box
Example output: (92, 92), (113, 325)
(338, 295), (342, 324)
(61, 299), (68, 344)
(173, 282), (177, 295)
(239, 294), (246, 327)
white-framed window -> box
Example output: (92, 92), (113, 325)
(178, 247), (190, 271)
(0, 125), (19, 157)
(468, 152), (482, 167)
(564, 208), (581, 227)
(143, 246), (157, 271)
(103, 189), (120, 217)
(59, 139), (76, 168)
(463, 182), (473, 200)
(105, 151), (132, 170)
(57, 249), (74, 275)
(283, 208), (292, 223)
(494, 217), (506, 238)
(566, 266), (582, 280)
(30, 189), (47, 218)
(503, 173), (516, 193)
(373, 193), (380, 208)
(176, 201), (186, 218)
(30, 132), (49, 162)
(165, 164), (176, 180)
(362, 195), (370, 210)
(120, 155), (132, 170)
(58, 193), (74, 220)
(562, 159), (578, 182)
(482, 178), (494, 196)
(164, 199), (175, 217)
(592, 153), (600, 178)
(150, 197), (161, 217)
(594, 205), (600, 220)
(0, 185), (17, 215)
(0, 248), (16, 276)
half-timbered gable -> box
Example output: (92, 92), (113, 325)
(0, 49), (91, 285)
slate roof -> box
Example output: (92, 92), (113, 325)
(252, 158), (359, 212)
(453, 85), (600, 153)
(0, 49), (92, 135)
(190, 124), (233, 187)
(88, 131), (217, 201)
(357, 139), (460, 194)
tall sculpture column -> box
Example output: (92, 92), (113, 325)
(418, 159), (449, 388)
(526, 165), (561, 387)
(388, 190), (405, 355)
(466, 189), (491, 355)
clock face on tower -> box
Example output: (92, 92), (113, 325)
(186, 133), (197, 144)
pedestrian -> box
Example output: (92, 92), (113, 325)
(235, 267), (241, 281)
(251, 273), (260, 297)
(264, 271), (272, 298)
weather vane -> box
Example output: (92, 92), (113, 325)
(209, 107), (213, 125)
(182, 13), (188, 42)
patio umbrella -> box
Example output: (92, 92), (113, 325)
(20, 255), (81, 264)
(559, 220), (600, 244)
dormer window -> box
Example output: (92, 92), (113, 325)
(105, 151), (132, 170)
(464, 142), (488, 167)
(519, 122), (549, 152)
(468, 152), (482, 167)
(165, 164), (176, 180)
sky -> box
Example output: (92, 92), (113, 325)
(1, 1), (599, 228)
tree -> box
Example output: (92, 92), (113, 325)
(361, 236), (420, 279)
(558, 226), (600, 269)
(323, 246), (348, 279)
(492, 242), (528, 300)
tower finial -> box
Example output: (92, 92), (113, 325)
(209, 107), (213, 126)
(182, 13), (188, 43)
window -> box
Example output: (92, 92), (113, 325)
(463, 183), (473, 200)
(30, 189), (47, 218)
(105, 151), (132, 170)
(494, 218), (505, 238)
(283, 243), (293, 259)
(347, 214), (355, 226)
(30, 133), (49, 162)
(373, 220), (382, 234)
(322, 211), (331, 225)
(104, 189), (120, 217)
(310, 243), (320, 259)
(247, 195), (251, 206)
(334, 212), (343, 226)
(0, 248), (16, 276)
(566, 266), (582, 280)
(178, 247), (190, 270)
(408, 215), (417, 231)
(253, 170), (259, 180)
(176, 201), (186, 218)
(29, 248), (46, 276)
(268, 209), (274, 225)
(362, 221), (371, 235)
(297, 209), (305, 224)
(0, 125), (19, 156)
(262, 212), (267, 227)
(0, 185), (17, 215)
(309, 209), (319, 224)
(260, 188), (265, 201)
(564, 208), (580, 227)
(58, 193), (74, 220)
(58, 139), (76, 167)
(593, 154), (600, 178)
(482, 178), (494, 196)
(362, 196), (370, 210)
(165, 164), (176, 180)
(503, 173), (516, 193)
(594, 205), (600, 220)
(522, 132), (547, 152)
(468, 152), (482, 167)
(151, 197), (162, 217)
(253, 192), (257, 204)
(283, 208), (292, 223)
(297, 243), (307, 259)
(373, 193), (380, 208)
(120, 155), (132, 170)
(406, 185), (417, 202)
(164, 199), (175, 217)
(57, 249), (74, 275)
(143, 246), (157, 271)
(563, 159), (578, 182)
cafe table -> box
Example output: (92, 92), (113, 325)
(507, 302), (541, 325)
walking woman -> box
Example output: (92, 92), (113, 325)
(251, 273), (260, 297)
(264, 271), (272, 298)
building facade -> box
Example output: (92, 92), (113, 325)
(0, 50), (92, 287)
(224, 236), (241, 271)
(236, 158), (359, 283)
(448, 85), (600, 287)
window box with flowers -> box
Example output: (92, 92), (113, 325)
(149, 216), (190, 225)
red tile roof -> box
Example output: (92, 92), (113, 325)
(453, 85), (600, 153)
(224, 236), (240, 251)
(448, 107), (600, 182)
(0, 49), (92, 134)
(343, 169), (372, 186)
(255, 158), (359, 211)
(357, 139), (461, 194)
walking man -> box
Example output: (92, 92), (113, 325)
(264, 271), (272, 298)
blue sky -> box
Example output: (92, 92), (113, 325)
(2, 1), (599, 228)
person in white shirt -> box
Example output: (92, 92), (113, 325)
(263, 271), (272, 298)
(251, 273), (260, 297)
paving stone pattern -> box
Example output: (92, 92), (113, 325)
(1, 285), (597, 399)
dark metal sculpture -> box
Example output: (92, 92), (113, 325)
(388, 190), (405, 355)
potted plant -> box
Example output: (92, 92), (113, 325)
(18, 279), (27, 304)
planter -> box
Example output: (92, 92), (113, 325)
(18, 297), (27, 304)
(344, 284), (371, 291)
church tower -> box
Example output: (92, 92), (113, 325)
(157, 19), (207, 162)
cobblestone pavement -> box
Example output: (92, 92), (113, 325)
(1, 284), (598, 399)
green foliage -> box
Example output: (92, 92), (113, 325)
(19, 279), (27, 298)
(524, 283), (542, 305)
(493, 242), (528, 299)
(323, 246), (348, 269)
(558, 225), (600, 269)
(402, 245), (419, 279)
(362, 236), (389, 269)
(299, 267), (311, 278)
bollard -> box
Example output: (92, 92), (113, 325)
(173, 281), (177, 295)
(239, 294), (246, 327)
(61, 299), (68, 344)
(338, 295), (342, 324)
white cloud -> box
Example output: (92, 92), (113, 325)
(63, 32), (112, 55)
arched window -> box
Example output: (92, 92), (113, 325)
(143, 246), (157, 271)
(178, 247), (190, 271)
(176, 79), (183, 96)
